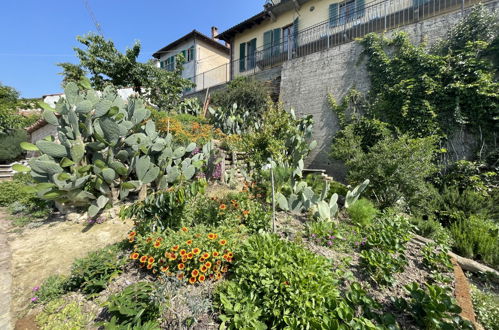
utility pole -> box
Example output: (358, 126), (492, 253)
(82, 0), (104, 36)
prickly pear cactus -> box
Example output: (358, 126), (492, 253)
(21, 83), (210, 217)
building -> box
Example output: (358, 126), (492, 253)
(153, 29), (230, 94)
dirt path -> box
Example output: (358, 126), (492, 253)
(0, 210), (13, 330)
(8, 216), (133, 322)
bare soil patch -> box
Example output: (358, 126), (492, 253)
(8, 217), (133, 320)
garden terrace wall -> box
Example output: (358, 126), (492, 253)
(279, 1), (499, 178)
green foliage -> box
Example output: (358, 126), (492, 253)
(0, 83), (41, 134)
(410, 217), (453, 246)
(394, 283), (473, 329)
(216, 234), (378, 329)
(35, 298), (95, 330)
(449, 215), (499, 267)
(347, 198), (378, 227)
(360, 249), (407, 285)
(0, 180), (27, 206)
(60, 33), (192, 112)
(471, 284), (499, 330)
(243, 104), (315, 168)
(65, 245), (125, 296)
(421, 242), (454, 282)
(25, 83), (208, 217)
(0, 129), (27, 163)
(35, 275), (68, 303)
(211, 76), (270, 121)
(333, 133), (440, 209)
(441, 160), (498, 197)
(104, 282), (161, 329)
(120, 180), (207, 234)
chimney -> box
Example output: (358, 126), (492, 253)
(211, 26), (219, 39)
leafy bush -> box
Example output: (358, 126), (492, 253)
(449, 215), (499, 267)
(186, 192), (271, 233)
(131, 225), (243, 283)
(215, 234), (377, 329)
(0, 177), (51, 218)
(441, 160), (498, 196)
(394, 283), (473, 329)
(35, 298), (95, 330)
(33, 275), (68, 304)
(410, 217), (453, 246)
(65, 244), (125, 296)
(0, 129), (27, 163)
(104, 282), (161, 328)
(332, 133), (440, 209)
(120, 180), (207, 234)
(211, 76), (270, 121)
(0, 180), (27, 206)
(347, 198), (378, 227)
(471, 284), (499, 330)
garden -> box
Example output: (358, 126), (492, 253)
(0, 5), (498, 330)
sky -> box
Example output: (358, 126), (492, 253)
(0, 1), (263, 98)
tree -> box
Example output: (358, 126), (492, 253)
(58, 34), (193, 112)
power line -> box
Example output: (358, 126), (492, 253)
(82, 0), (104, 36)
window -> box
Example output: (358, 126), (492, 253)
(187, 46), (195, 62)
(263, 28), (281, 59)
(282, 24), (294, 53)
(329, 0), (365, 28)
(165, 56), (175, 71)
(239, 38), (257, 72)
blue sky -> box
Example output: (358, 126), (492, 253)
(0, 1), (263, 98)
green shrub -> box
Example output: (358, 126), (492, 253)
(34, 275), (68, 303)
(332, 133), (440, 209)
(0, 129), (27, 163)
(0, 180), (26, 206)
(410, 217), (453, 246)
(104, 282), (161, 328)
(35, 298), (95, 330)
(211, 76), (270, 119)
(471, 284), (499, 330)
(347, 198), (378, 227)
(0, 176), (52, 218)
(215, 234), (376, 329)
(449, 215), (499, 267)
(65, 245), (125, 296)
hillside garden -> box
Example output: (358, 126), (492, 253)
(0, 5), (498, 329)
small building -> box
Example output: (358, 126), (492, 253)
(153, 29), (231, 94)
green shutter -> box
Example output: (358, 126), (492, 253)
(191, 46), (196, 61)
(239, 43), (246, 72)
(273, 28), (281, 55)
(263, 30), (272, 59)
(249, 38), (257, 69)
(182, 50), (187, 60)
(293, 17), (299, 49)
(356, 0), (365, 18)
(329, 3), (339, 27)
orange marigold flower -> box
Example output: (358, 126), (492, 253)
(177, 273), (184, 280)
(147, 264), (153, 270)
(213, 265), (219, 272)
(148, 257), (155, 264)
(129, 238), (135, 243)
(219, 204), (227, 210)
(146, 237), (153, 243)
(187, 252), (194, 259)
(192, 248), (201, 254)
(198, 275), (206, 283)
(200, 265), (208, 273)
(228, 252), (233, 258)
(219, 240), (227, 246)
(152, 269), (157, 274)
(178, 263), (185, 270)
(214, 233), (218, 239)
(128, 231), (137, 237)
(208, 233), (216, 240)
(130, 253), (139, 260)
(180, 249), (187, 256)
(170, 253), (177, 260)
(160, 266), (169, 272)
(181, 227), (189, 232)
(182, 257), (187, 263)
(231, 199), (237, 204)
(194, 234), (201, 238)
(213, 251), (220, 257)
(139, 256), (147, 263)
(199, 257), (205, 262)
(164, 252), (171, 258)
(189, 277), (197, 284)
(186, 240), (193, 245)
(171, 245), (179, 251)
(227, 258), (233, 263)
(216, 260), (222, 265)
(209, 274), (215, 280)
(216, 273), (222, 280)
(154, 241), (161, 248)
(205, 261), (212, 268)
(221, 266), (228, 273)
(202, 252), (210, 259)
(234, 203), (239, 208)
(191, 269), (199, 277)
(242, 210), (250, 216)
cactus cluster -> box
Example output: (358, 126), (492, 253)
(18, 82), (210, 217)
(276, 179), (370, 222)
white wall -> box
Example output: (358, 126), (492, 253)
(158, 39), (196, 80)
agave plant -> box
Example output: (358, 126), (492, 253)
(17, 83), (211, 217)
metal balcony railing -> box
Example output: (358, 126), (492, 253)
(186, 0), (496, 94)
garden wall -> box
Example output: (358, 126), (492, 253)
(279, 3), (499, 179)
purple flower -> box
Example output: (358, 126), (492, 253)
(311, 234), (317, 238)
(327, 241), (333, 246)
(191, 147), (201, 156)
(361, 241), (366, 245)
(32, 286), (40, 292)
(31, 297), (38, 303)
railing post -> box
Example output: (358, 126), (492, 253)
(461, 0), (465, 15)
